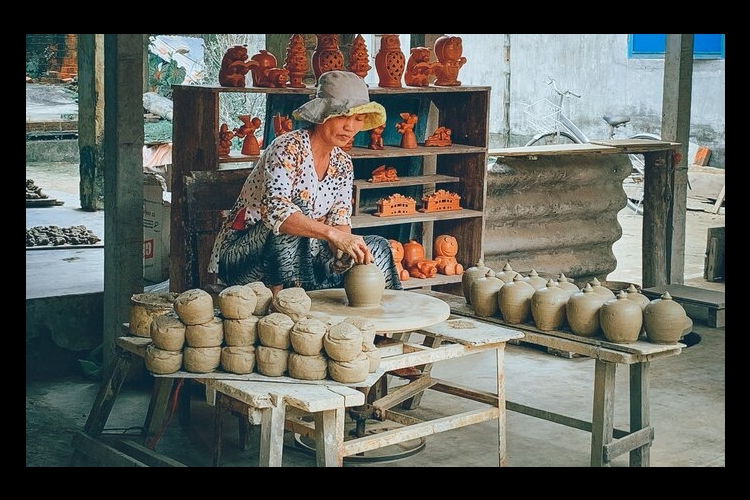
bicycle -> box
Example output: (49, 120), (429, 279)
(523, 77), (661, 215)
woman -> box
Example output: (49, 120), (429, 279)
(208, 71), (402, 295)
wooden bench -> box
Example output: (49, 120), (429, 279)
(641, 284), (725, 328)
(419, 290), (684, 467)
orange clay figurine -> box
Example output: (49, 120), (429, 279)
(433, 234), (464, 275)
(218, 123), (235, 157)
(402, 239), (437, 279)
(234, 115), (262, 156)
(396, 112), (418, 149)
(369, 124), (385, 150)
(388, 239), (410, 281)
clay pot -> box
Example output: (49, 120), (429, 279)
(599, 290), (643, 344)
(462, 259), (492, 304)
(566, 283), (606, 337)
(345, 263), (385, 307)
(495, 262), (517, 284)
(526, 269), (549, 290)
(556, 273), (580, 295)
(498, 273), (536, 324)
(530, 279), (570, 331)
(470, 271), (504, 317)
(589, 277), (616, 299)
(643, 292), (688, 344)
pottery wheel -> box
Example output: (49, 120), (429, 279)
(306, 289), (450, 334)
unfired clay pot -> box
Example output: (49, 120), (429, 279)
(495, 262), (517, 284)
(345, 263), (385, 307)
(589, 277), (616, 299)
(470, 271), (504, 317)
(599, 290), (643, 344)
(462, 259), (492, 304)
(643, 292), (688, 344)
(526, 269), (549, 290)
(498, 273), (536, 324)
(530, 279), (569, 331)
(565, 283), (606, 337)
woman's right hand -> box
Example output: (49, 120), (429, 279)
(329, 230), (373, 265)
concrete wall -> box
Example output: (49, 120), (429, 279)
(454, 34), (725, 167)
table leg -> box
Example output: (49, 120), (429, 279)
(629, 362), (651, 467)
(495, 346), (508, 467)
(590, 360), (616, 467)
(258, 394), (286, 467)
(401, 335), (443, 410)
(314, 407), (346, 467)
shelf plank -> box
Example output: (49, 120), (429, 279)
(353, 174), (459, 190)
(352, 209), (483, 228)
(400, 274), (462, 290)
(349, 144), (484, 159)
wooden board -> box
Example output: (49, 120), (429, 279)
(26, 198), (64, 207)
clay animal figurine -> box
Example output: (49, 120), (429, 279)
(273, 114), (294, 137)
(234, 115), (262, 156)
(433, 35), (467, 86)
(396, 112), (418, 149)
(404, 47), (434, 87)
(369, 165), (399, 183)
(218, 123), (235, 157)
(218, 45), (258, 87)
(425, 126), (452, 147)
(433, 234), (464, 276)
(250, 49), (289, 88)
(388, 239), (410, 281)
(402, 239), (438, 279)
(369, 124), (385, 150)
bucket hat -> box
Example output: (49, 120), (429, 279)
(293, 71), (386, 131)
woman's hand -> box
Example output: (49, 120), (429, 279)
(329, 230), (373, 265)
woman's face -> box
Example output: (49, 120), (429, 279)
(317, 114), (367, 148)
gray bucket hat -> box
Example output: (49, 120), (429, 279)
(293, 71), (386, 131)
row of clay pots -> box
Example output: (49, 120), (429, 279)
(463, 261), (688, 345)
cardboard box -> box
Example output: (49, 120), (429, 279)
(143, 173), (171, 283)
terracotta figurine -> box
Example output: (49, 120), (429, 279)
(234, 115), (262, 156)
(388, 239), (410, 281)
(218, 45), (258, 87)
(348, 34), (372, 79)
(404, 47), (434, 87)
(433, 234), (464, 276)
(402, 239), (437, 279)
(369, 124), (385, 150)
(425, 126), (452, 147)
(312, 34), (345, 84)
(375, 34), (406, 88)
(218, 123), (235, 157)
(396, 112), (418, 149)
(369, 165), (399, 183)
(273, 114), (294, 137)
(284, 34), (309, 88)
(433, 35), (467, 86)
(250, 50), (289, 88)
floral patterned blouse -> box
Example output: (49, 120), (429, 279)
(208, 128), (354, 274)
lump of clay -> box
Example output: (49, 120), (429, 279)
(218, 285), (258, 320)
(174, 288), (215, 325)
(246, 281), (274, 316)
(288, 352), (328, 380)
(145, 345), (183, 375)
(255, 345), (289, 377)
(185, 316), (225, 348)
(221, 345), (256, 374)
(344, 316), (377, 347)
(223, 315), (260, 346)
(258, 312), (295, 349)
(324, 322), (363, 362)
(149, 312), (186, 351)
(290, 316), (328, 355)
(183, 346), (222, 373)
(328, 352), (369, 383)
(272, 287), (312, 321)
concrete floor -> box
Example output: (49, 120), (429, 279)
(25, 162), (725, 467)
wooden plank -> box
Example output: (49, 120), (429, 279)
(711, 184), (725, 214)
(490, 143), (616, 157)
(704, 226), (725, 281)
(641, 284), (725, 308)
(110, 439), (188, 467)
(71, 431), (148, 467)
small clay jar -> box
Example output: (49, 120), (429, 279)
(344, 263), (385, 307)
(526, 269), (549, 290)
(462, 259), (492, 304)
(643, 292), (688, 345)
(599, 290), (643, 344)
(495, 262), (517, 284)
(498, 273), (536, 324)
(566, 283), (606, 337)
(470, 270), (504, 317)
(589, 277), (616, 299)
(556, 273), (580, 296)
(530, 279), (569, 331)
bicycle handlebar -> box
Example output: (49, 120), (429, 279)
(545, 77), (581, 99)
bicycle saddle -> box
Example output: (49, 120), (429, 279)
(603, 115), (631, 127)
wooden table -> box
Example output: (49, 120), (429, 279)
(419, 290), (684, 467)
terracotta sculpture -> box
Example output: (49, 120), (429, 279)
(420, 189), (461, 212)
(404, 47), (434, 87)
(402, 239), (437, 279)
(375, 193), (417, 216)
(425, 126), (452, 147)
(433, 234), (464, 276)
(284, 34), (309, 88)
(218, 123), (235, 157)
(348, 34), (372, 79)
(273, 113), (293, 137)
(218, 45), (258, 87)
(388, 239), (410, 281)
(369, 165), (399, 183)
(369, 124), (385, 150)
(250, 50), (289, 88)
(234, 115), (262, 156)
(396, 112), (418, 149)
(375, 34), (405, 88)
(433, 35), (467, 86)
(312, 34), (345, 84)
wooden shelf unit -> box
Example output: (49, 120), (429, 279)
(170, 84), (490, 295)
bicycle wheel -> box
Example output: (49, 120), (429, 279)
(525, 130), (580, 147)
(624, 133), (661, 215)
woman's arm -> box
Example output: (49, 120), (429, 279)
(279, 213), (372, 264)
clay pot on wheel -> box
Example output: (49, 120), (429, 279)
(344, 263), (385, 307)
